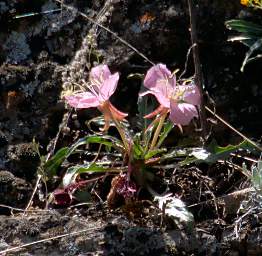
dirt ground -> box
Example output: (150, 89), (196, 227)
(1, 0), (262, 255)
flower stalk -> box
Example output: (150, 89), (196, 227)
(109, 111), (130, 152)
(149, 111), (167, 150)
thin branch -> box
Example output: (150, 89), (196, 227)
(187, 0), (208, 140)
(23, 174), (41, 216)
(179, 43), (196, 80)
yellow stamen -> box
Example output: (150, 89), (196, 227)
(171, 69), (179, 76)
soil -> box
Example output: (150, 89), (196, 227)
(0, 0), (262, 255)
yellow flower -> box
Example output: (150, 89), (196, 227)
(241, 0), (249, 5)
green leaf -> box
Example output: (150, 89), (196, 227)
(160, 148), (189, 162)
(228, 36), (258, 48)
(144, 148), (167, 160)
(131, 133), (144, 159)
(207, 140), (254, 160)
(156, 121), (174, 148)
(74, 189), (92, 203)
(86, 115), (130, 133)
(241, 38), (262, 71)
(226, 19), (262, 71)
(250, 160), (262, 191)
(137, 81), (158, 131)
(179, 156), (198, 166)
(44, 147), (69, 177)
(69, 135), (124, 154)
(45, 135), (124, 177)
(137, 93), (152, 131)
(225, 20), (262, 36)
(189, 140), (256, 164)
(85, 136), (113, 147)
(133, 142), (145, 159)
(63, 163), (112, 187)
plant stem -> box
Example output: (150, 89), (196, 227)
(149, 113), (167, 150)
(187, 0), (208, 141)
(110, 116), (130, 152)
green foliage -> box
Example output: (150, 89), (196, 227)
(44, 147), (69, 177)
(243, 160), (262, 192)
(203, 140), (255, 163)
(144, 148), (167, 160)
(181, 140), (256, 165)
(44, 135), (124, 177)
(132, 140), (145, 159)
(226, 19), (262, 71)
(131, 133), (167, 160)
(159, 148), (189, 163)
(137, 87), (155, 132)
(156, 121), (174, 148)
(63, 163), (117, 187)
(250, 160), (262, 192)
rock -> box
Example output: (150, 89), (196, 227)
(0, 170), (32, 211)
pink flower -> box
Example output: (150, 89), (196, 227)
(65, 64), (127, 130)
(140, 64), (200, 125)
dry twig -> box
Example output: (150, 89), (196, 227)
(187, 0), (208, 140)
(0, 226), (102, 255)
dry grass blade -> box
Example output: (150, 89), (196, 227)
(0, 226), (103, 255)
(205, 106), (262, 152)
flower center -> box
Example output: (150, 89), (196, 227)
(170, 87), (185, 103)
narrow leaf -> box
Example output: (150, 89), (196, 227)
(225, 20), (262, 35)
(241, 38), (262, 71)
(144, 148), (167, 160)
(156, 121), (174, 148)
(44, 147), (69, 177)
(63, 163), (112, 187)
(190, 140), (256, 164)
(45, 135), (124, 177)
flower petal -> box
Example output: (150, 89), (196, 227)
(108, 101), (128, 120)
(143, 64), (176, 108)
(143, 105), (167, 119)
(98, 101), (128, 131)
(65, 92), (99, 109)
(144, 63), (171, 88)
(139, 90), (170, 108)
(90, 64), (111, 84)
(144, 63), (175, 94)
(99, 72), (119, 101)
(182, 82), (201, 105)
(169, 101), (198, 125)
